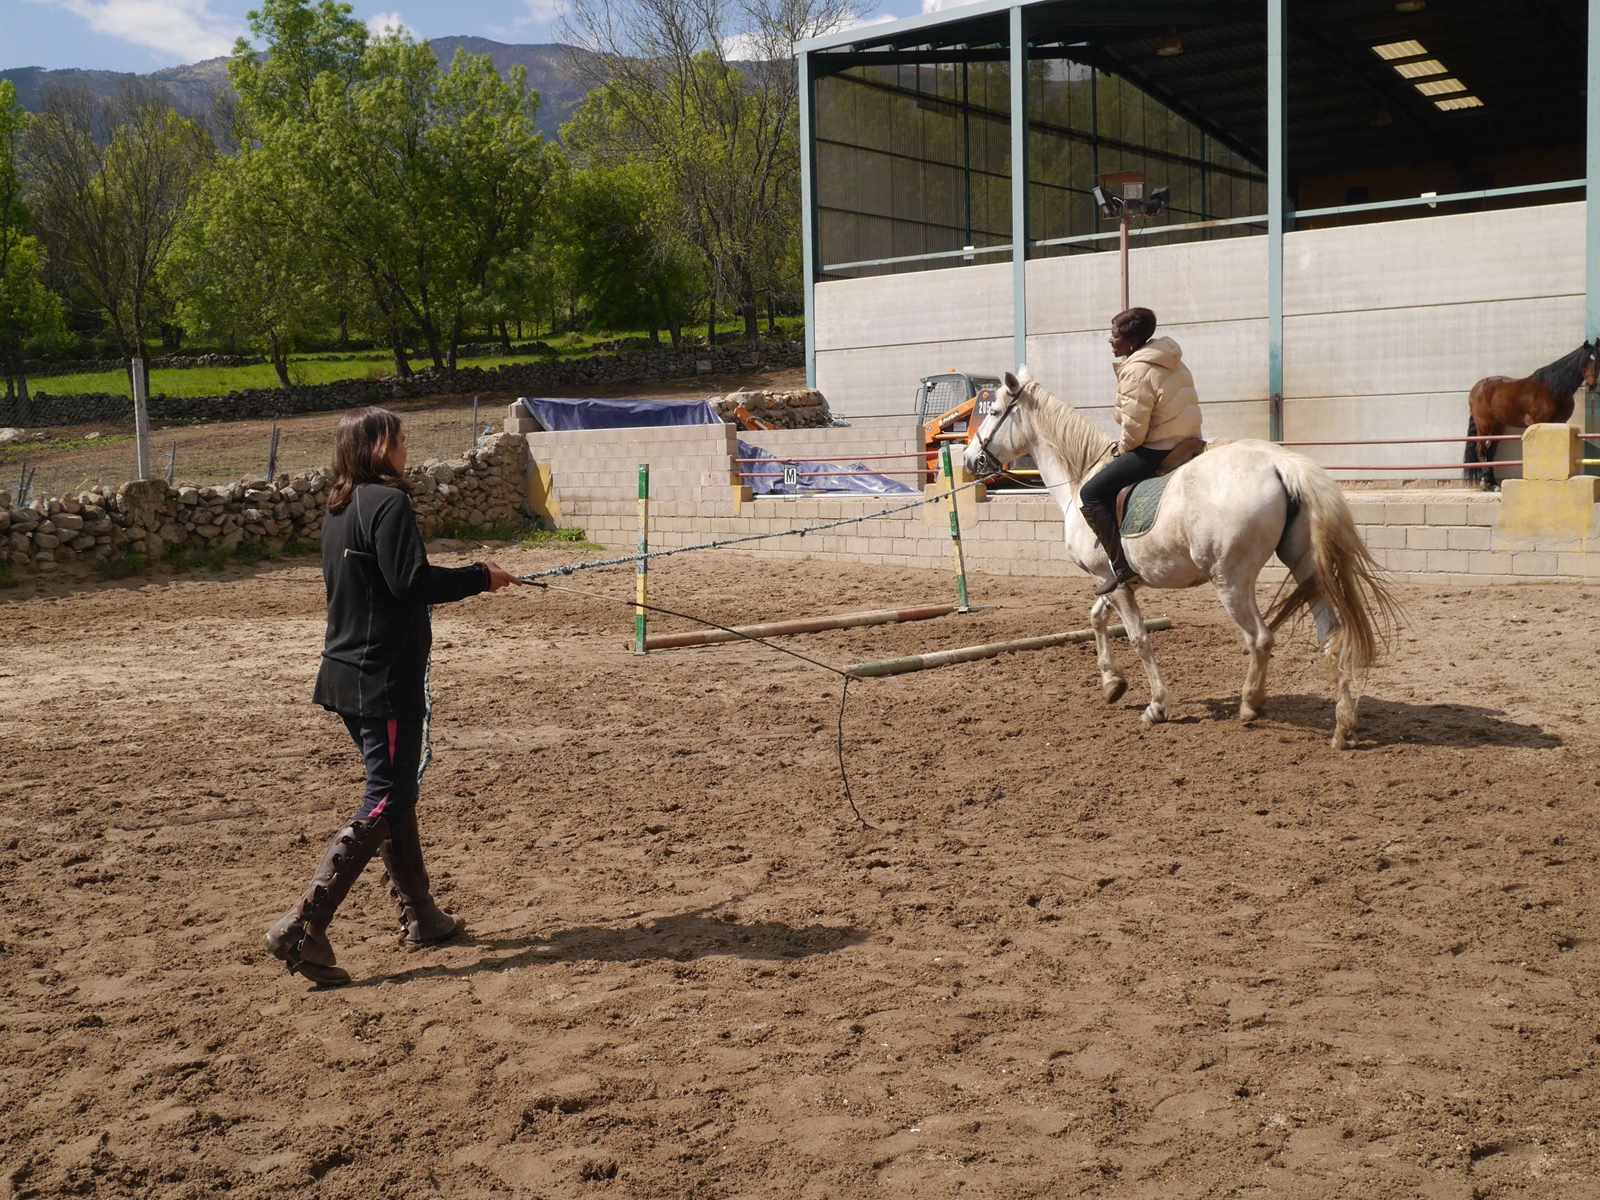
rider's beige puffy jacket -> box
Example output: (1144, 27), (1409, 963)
(1112, 336), (1202, 453)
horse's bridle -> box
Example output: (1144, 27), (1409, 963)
(971, 384), (1021, 473)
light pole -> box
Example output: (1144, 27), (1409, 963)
(1092, 173), (1169, 312)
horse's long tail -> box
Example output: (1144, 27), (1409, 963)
(1463, 411), (1479, 480)
(1265, 451), (1404, 675)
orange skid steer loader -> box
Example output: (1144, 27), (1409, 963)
(916, 371), (1042, 488)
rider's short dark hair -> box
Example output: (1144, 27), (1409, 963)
(1112, 307), (1157, 348)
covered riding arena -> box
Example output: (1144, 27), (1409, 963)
(5, 2), (1600, 1197)
(798, 0), (1600, 477)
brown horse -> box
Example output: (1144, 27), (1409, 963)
(1465, 340), (1598, 489)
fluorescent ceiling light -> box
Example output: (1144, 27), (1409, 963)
(1372, 39), (1426, 59)
(1393, 59), (1446, 79)
(1435, 95), (1484, 110)
(1415, 78), (1467, 96)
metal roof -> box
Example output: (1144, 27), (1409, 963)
(801, 0), (1587, 177)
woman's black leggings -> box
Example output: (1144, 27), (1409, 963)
(342, 716), (424, 823)
(1079, 445), (1167, 514)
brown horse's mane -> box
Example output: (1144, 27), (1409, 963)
(1529, 341), (1595, 399)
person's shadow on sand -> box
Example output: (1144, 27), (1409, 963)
(352, 908), (867, 988)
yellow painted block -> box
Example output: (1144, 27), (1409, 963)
(1498, 475), (1600, 540)
(731, 485), (753, 514)
(526, 461), (560, 524)
(1521, 423), (1580, 481)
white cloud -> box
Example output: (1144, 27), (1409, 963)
(921, 0), (982, 12)
(35, 0), (243, 63)
(366, 10), (414, 40)
(490, 0), (571, 38)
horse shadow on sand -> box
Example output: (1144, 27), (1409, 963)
(353, 906), (867, 989)
(1192, 694), (1562, 750)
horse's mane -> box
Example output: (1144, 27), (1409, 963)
(1531, 342), (1593, 398)
(1019, 379), (1115, 486)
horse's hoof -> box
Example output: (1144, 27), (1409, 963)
(1240, 704), (1260, 724)
(1331, 730), (1350, 750)
(1140, 703), (1167, 726)
(1103, 678), (1127, 704)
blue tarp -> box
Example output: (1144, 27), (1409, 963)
(517, 396), (914, 495)
(519, 396), (720, 430)
(737, 439), (915, 496)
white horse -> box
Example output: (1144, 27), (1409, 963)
(964, 368), (1401, 748)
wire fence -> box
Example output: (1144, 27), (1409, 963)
(1, 394), (498, 506)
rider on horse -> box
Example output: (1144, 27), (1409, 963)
(1078, 306), (1203, 595)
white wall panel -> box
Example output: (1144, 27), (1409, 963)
(814, 262), (1011, 352)
(1285, 202), (1583, 316)
(1027, 236), (1266, 334)
(1284, 295), (1586, 399)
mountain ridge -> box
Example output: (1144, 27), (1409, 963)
(1, 39), (603, 140)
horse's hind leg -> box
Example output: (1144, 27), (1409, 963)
(1106, 588), (1170, 725)
(1215, 580), (1274, 722)
(1278, 513), (1354, 741)
(1088, 595), (1127, 703)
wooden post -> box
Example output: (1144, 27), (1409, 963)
(634, 464), (649, 654)
(471, 395), (480, 449)
(940, 443), (972, 613)
(131, 357), (150, 481)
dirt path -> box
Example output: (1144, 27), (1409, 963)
(1, 552), (1596, 1198)
(6, 367), (808, 500)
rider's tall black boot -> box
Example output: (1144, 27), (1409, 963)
(1080, 502), (1140, 596)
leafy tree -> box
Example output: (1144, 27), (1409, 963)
(163, 151), (329, 387)
(565, 0), (847, 342)
(0, 81), (67, 409)
(558, 157), (701, 346)
(427, 50), (555, 368)
(24, 83), (212, 394)
(230, 4), (555, 374)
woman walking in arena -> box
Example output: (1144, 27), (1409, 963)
(266, 406), (520, 986)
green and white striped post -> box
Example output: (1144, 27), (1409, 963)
(940, 443), (972, 614)
(634, 464), (650, 654)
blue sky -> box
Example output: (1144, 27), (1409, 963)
(3, 0), (949, 73)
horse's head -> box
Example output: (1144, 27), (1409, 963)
(1585, 340), (1600, 390)
(963, 365), (1033, 477)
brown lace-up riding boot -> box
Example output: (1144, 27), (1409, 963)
(380, 807), (462, 947)
(265, 814), (392, 986)
(1081, 502), (1140, 596)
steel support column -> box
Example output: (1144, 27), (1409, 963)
(1266, 0), (1286, 442)
(1589, 0), (1600, 447)
(1009, 6), (1029, 367)
(1589, 0), (1600, 342)
(800, 48), (820, 389)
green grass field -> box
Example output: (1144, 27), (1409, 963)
(31, 318), (804, 400)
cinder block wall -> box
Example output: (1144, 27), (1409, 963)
(816, 201), (1589, 483)
(522, 420), (1600, 585)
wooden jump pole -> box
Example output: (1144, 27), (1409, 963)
(846, 617), (1173, 678)
(643, 603), (959, 652)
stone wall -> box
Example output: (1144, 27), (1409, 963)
(7, 341), (805, 429)
(1, 433), (529, 581)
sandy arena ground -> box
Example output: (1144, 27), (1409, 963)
(2, 547), (1597, 1199)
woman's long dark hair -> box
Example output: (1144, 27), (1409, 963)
(327, 407), (408, 514)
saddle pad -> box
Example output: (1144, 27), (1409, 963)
(1120, 473), (1174, 538)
